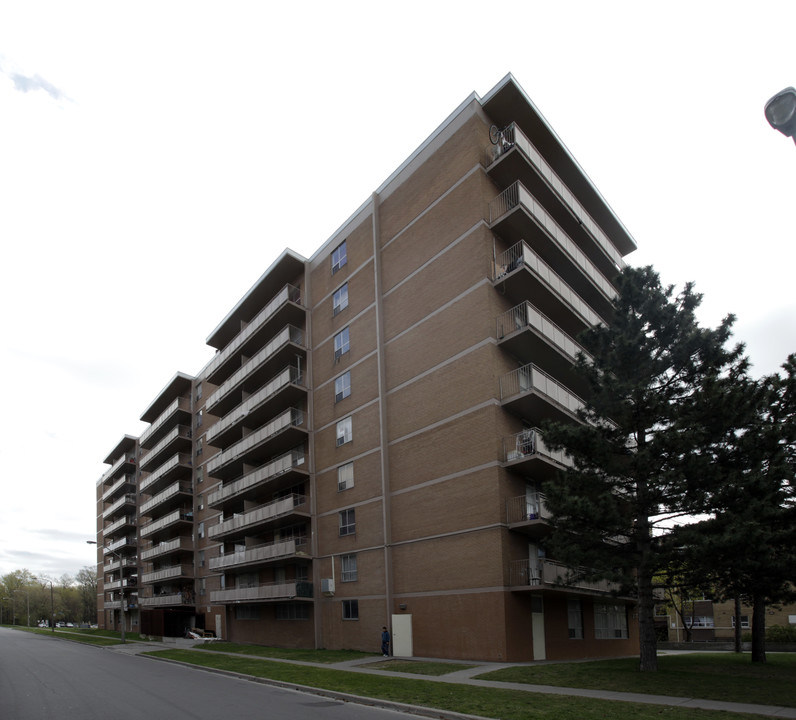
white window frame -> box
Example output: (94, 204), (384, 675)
(331, 240), (347, 274)
(342, 599), (359, 620)
(337, 462), (354, 492)
(334, 327), (350, 360)
(341, 553), (358, 582)
(594, 603), (629, 639)
(339, 508), (356, 536)
(332, 282), (349, 315)
(567, 597), (584, 639)
(335, 371), (351, 402)
(336, 417), (352, 447)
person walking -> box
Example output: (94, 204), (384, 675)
(381, 626), (390, 657)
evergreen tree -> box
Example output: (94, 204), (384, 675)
(541, 265), (746, 672)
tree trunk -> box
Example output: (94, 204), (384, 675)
(637, 567), (658, 671)
(733, 596), (742, 654)
(751, 594), (766, 663)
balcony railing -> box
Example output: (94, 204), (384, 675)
(104, 557), (137, 573)
(139, 396), (191, 447)
(206, 325), (305, 412)
(139, 453), (192, 494)
(99, 453), (136, 486)
(139, 509), (193, 538)
(209, 494), (306, 539)
(141, 564), (193, 584)
(208, 538), (306, 571)
(104, 515), (136, 536)
(101, 474), (135, 503)
(206, 368), (304, 446)
(500, 364), (584, 418)
(496, 302), (588, 366)
(102, 493), (136, 520)
(489, 181), (616, 304)
(138, 425), (192, 471)
(208, 447), (306, 507)
(105, 536), (136, 553)
(207, 408), (304, 476)
(140, 537), (193, 561)
(502, 428), (572, 466)
(138, 592), (194, 607)
(204, 283), (302, 380)
(210, 580), (313, 604)
(506, 493), (549, 524)
(490, 122), (625, 273)
(510, 558), (616, 594)
(494, 240), (603, 330)
(139, 481), (192, 516)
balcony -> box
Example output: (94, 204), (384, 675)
(509, 558), (619, 596)
(140, 536), (194, 561)
(139, 452), (193, 495)
(496, 302), (590, 396)
(493, 240), (602, 338)
(207, 408), (306, 480)
(139, 480), (193, 517)
(209, 538), (308, 572)
(209, 494), (308, 541)
(99, 453), (136, 487)
(139, 592), (194, 608)
(487, 122), (627, 278)
(102, 494), (136, 520)
(210, 580), (313, 604)
(506, 493), (550, 538)
(105, 536), (136, 554)
(104, 514), (136, 537)
(206, 368), (306, 449)
(205, 283), (303, 386)
(138, 425), (192, 472)
(139, 509), (193, 539)
(489, 181), (615, 320)
(208, 447), (307, 509)
(501, 428), (572, 478)
(104, 557), (137, 573)
(139, 396), (192, 449)
(206, 325), (306, 416)
(500, 365), (584, 425)
(101, 474), (135, 503)
(141, 564), (193, 584)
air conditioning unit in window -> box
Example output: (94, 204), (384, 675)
(321, 578), (335, 597)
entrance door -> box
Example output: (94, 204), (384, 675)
(391, 614), (413, 657)
(531, 596), (546, 660)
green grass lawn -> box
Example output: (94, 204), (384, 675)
(195, 641), (375, 664)
(477, 652), (796, 708)
(361, 659), (476, 676)
(145, 649), (779, 720)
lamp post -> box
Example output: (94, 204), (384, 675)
(87, 540), (125, 643)
(764, 86), (796, 143)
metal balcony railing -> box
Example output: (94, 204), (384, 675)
(139, 396), (191, 447)
(139, 509), (193, 538)
(506, 493), (549, 524)
(509, 558), (616, 593)
(205, 283), (301, 380)
(489, 122), (625, 273)
(139, 481), (192, 516)
(141, 564), (193, 584)
(208, 447), (305, 507)
(207, 408), (304, 476)
(499, 364), (584, 418)
(206, 325), (305, 411)
(493, 240), (604, 330)
(139, 453), (192, 494)
(210, 580), (313, 604)
(101, 474), (135, 503)
(501, 428), (572, 466)
(140, 537), (193, 561)
(209, 494), (306, 539)
(102, 493), (136, 520)
(138, 425), (192, 471)
(208, 538), (307, 571)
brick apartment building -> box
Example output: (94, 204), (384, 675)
(93, 73), (640, 662)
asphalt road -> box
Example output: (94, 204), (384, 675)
(0, 628), (412, 720)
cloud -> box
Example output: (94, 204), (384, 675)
(0, 55), (70, 102)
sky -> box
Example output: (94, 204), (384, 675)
(2, 1), (795, 581)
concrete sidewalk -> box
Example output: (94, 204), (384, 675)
(108, 640), (796, 719)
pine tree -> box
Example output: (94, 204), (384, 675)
(541, 265), (746, 672)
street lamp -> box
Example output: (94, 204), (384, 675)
(764, 86), (796, 143)
(87, 540), (125, 643)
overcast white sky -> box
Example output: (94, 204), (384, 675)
(2, 1), (795, 581)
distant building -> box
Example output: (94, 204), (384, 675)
(92, 74), (640, 661)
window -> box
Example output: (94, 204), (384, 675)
(336, 417), (352, 447)
(338, 462), (354, 492)
(196, 467), (203, 484)
(732, 616), (750, 629)
(198, 550), (205, 568)
(197, 521), (205, 539)
(334, 327), (350, 360)
(568, 598), (584, 639)
(686, 616), (715, 628)
(339, 508), (356, 536)
(332, 283), (349, 315)
(335, 371), (351, 402)
(195, 409), (203, 428)
(594, 603), (629, 639)
(197, 578), (206, 596)
(331, 240), (347, 274)
(234, 605), (261, 620)
(195, 381), (203, 401)
(196, 438), (203, 457)
(341, 554), (358, 582)
(276, 603), (310, 620)
(197, 494), (204, 511)
(342, 599), (359, 620)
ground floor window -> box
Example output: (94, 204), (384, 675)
(594, 602), (628, 639)
(731, 615), (750, 629)
(342, 599), (359, 620)
(276, 603), (310, 620)
(568, 598), (584, 639)
(234, 605), (261, 620)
